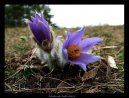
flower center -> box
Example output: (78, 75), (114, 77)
(67, 44), (80, 60)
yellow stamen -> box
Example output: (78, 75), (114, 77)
(67, 44), (80, 60)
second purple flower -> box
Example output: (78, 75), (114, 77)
(62, 26), (103, 71)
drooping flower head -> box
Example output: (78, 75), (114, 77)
(28, 12), (53, 52)
(25, 12), (65, 71)
(62, 26), (103, 71)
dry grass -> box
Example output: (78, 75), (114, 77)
(5, 25), (124, 93)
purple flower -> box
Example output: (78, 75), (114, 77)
(62, 26), (103, 71)
(28, 12), (50, 44)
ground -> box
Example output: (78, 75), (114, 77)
(5, 25), (124, 93)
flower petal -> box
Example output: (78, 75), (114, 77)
(35, 12), (42, 20)
(63, 31), (72, 49)
(73, 53), (101, 65)
(79, 37), (103, 52)
(69, 60), (87, 71)
(29, 22), (43, 43)
(79, 63), (87, 71)
(62, 48), (69, 61)
(68, 26), (86, 46)
(37, 20), (50, 40)
(30, 16), (35, 22)
(35, 13), (48, 26)
(28, 12), (51, 45)
(31, 16), (38, 24)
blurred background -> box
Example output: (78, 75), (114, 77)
(5, 4), (57, 28)
(5, 4), (124, 28)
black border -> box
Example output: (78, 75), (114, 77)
(2, 0), (126, 4)
(1, 0), (127, 98)
(124, 2), (128, 97)
(0, 3), (5, 96)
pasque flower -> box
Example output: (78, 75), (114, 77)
(25, 12), (65, 71)
(26, 12), (55, 53)
(62, 26), (103, 71)
(28, 12), (50, 44)
(25, 12), (103, 72)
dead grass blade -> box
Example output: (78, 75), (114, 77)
(43, 77), (72, 87)
(101, 46), (117, 49)
(57, 82), (72, 92)
(85, 86), (100, 93)
(5, 70), (21, 81)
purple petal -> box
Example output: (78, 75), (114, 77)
(73, 53), (101, 65)
(31, 16), (38, 24)
(79, 37), (103, 52)
(35, 13), (41, 20)
(35, 13), (49, 27)
(69, 60), (87, 71)
(66, 31), (72, 39)
(29, 21), (50, 43)
(68, 26), (86, 46)
(63, 31), (72, 49)
(29, 22), (43, 43)
(30, 16), (35, 22)
(79, 63), (87, 71)
(62, 49), (68, 60)
(36, 20), (50, 40)
(28, 12), (51, 44)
